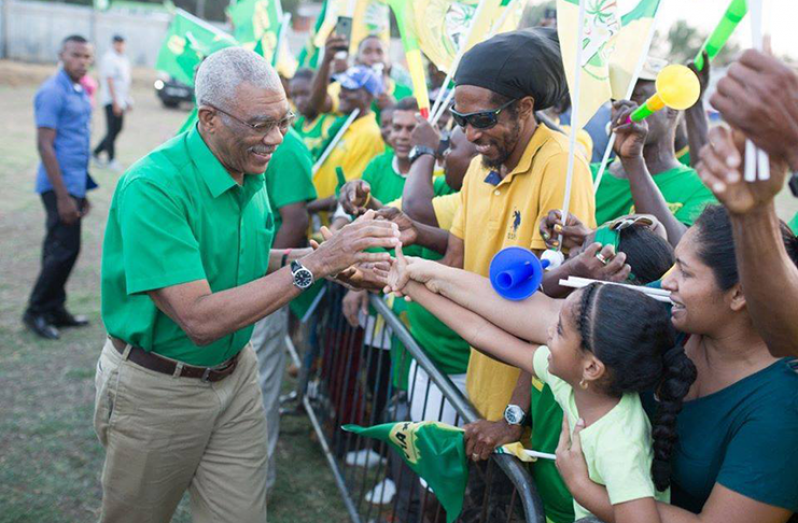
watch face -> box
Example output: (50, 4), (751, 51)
(504, 405), (524, 425)
(294, 268), (313, 289)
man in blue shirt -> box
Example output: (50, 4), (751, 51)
(24, 35), (96, 340)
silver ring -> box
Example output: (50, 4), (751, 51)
(471, 453), (480, 460)
(595, 253), (609, 265)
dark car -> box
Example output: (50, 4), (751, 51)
(154, 73), (193, 108)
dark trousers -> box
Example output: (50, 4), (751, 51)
(94, 104), (124, 161)
(27, 191), (84, 316)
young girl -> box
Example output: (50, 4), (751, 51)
(387, 246), (696, 523)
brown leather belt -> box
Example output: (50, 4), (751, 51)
(110, 336), (239, 383)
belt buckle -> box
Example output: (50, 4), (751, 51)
(200, 368), (213, 383)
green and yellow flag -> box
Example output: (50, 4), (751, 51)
(343, 421), (469, 523)
(228, 0), (283, 63)
(349, 0), (391, 53)
(155, 9), (238, 86)
(386, 0), (430, 116)
(414, 0), (521, 74)
(557, 0), (661, 129)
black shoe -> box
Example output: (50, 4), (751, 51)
(23, 312), (60, 340)
(49, 308), (90, 328)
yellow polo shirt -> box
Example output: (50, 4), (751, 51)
(450, 123), (596, 421)
(432, 193), (460, 230)
(313, 113), (385, 200)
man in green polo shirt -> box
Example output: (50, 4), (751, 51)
(95, 47), (399, 523)
(594, 58), (716, 246)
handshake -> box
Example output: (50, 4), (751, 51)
(306, 209), (421, 293)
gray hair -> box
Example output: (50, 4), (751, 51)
(194, 47), (282, 109)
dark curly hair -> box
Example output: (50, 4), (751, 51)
(574, 283), (697, 491)
(614, 225), (675, 285)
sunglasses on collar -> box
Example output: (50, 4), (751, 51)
(449, 98), (517, 130)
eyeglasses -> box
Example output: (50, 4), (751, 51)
(207, 104), (295, 137)
(449, 98), (516, 130)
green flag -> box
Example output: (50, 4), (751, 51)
(297, 0), (327, 69)
(228, 0), (283, 62)
(156, 9), (238, 86)
(343, 421), (468, 523)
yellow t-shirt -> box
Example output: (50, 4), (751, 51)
(450, 123), (596, 421)
(432, 193), (460, 230)
(313, 113), (385, 200)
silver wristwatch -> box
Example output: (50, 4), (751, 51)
(290, 260), (314, 290)
(503, 404), (526, 426)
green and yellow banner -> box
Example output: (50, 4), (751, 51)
(557, 0), (661, 129)
(343, 421), (469, 523)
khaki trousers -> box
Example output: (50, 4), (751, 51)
(93, 338), (268, 523)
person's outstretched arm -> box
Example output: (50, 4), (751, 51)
(403, 116), (441, 225)
(307, 34), (345, 117)
(697, 125), (798, 358)
(611, 100), (688, 246)
(684, 52), (711, 169)
(402, 279), (539, 375)
(389, 250), (560, 344)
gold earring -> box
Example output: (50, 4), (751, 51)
(579, 379), (588, 390)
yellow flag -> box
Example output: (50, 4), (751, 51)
(413, 0), (521, 74)
(557, 0), (661, 129)
(349, 0), (391, 54)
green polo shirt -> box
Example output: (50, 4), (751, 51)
(266, 127), (317, 233)
(101, 125), (275, 367)
(789, 213), (798, 235)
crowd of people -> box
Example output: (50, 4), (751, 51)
(24, 13), (798, 523)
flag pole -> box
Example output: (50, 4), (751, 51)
(592, 5), (663, 194)
(556, 0), (588, 251)
(428, 0), (491, 121)
(312, 108), (361, 175)
(430, 0), (520, 125)
(745, 0), (769, 181)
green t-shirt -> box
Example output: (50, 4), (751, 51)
(643, 358), (798, 514)
(294, 112), (344, 161)
(406, 179), (471, 376)
(101, 125), (274, 367)
(789, 213), (798, 235)
(593, 163), (716, 226)
(534, 347), (669, 521)
(265, 127), (317, 234)
(529, 379), (575, 523)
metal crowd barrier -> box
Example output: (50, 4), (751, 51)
(286, 283), (547, 523)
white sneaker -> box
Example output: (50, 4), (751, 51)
(345, 448), (386, 468)
(91, 154), (106, 168)
(107, 160), (125, 172)
(365, 478), (396, 505)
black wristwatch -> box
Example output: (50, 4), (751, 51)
(409, 145), (436, 164)
(290, 260), (314, 290)
(503, 404), (526, 426)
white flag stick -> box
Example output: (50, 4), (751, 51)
(556, 0), (588, 250)
(428, 0), (491, 121)
(312, 108), (360, 175)
(559, 277), (673, 303)
(521, 449), (557, 460)
(593, 6), (664, 193)
(746, 0), (770, 181)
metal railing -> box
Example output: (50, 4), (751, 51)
(286, 283), (547, 523)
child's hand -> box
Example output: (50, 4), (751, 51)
(555, 416), (590, 492)
(385, 243), (411, 296)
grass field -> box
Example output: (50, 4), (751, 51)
(0, 60), (347, 523)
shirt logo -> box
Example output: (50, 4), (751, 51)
(507, 208), (521, 240)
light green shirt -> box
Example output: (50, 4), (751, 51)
(533, 346), (669, 520)
(101, 125), (275, 367)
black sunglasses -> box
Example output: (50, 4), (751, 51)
(449, 98), (517, 130)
